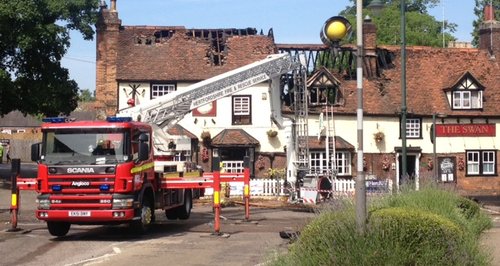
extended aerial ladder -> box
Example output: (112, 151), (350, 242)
(118, 53), (302, 129)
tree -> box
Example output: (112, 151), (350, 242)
(472, 0), (500, 47)
(342, 0), (440, 14)
(79, 88), (96, 102)
(0, 0), (99, 117)
(340, 0), (456, 47)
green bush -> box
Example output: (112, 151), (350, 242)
(270, 186), (492, 266)
(457, 196), (480, 219)
(377, 186), (492, 238)
(367, 207), (464, 265)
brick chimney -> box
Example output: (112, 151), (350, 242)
(96, 0), (122, 116)
(110, 0), (117, 12)
(363, 16), (378, 78)
(479, 4), (500, 58)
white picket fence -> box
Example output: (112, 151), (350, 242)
(204, 179), (287, 197)
(202, 178), (392, 197)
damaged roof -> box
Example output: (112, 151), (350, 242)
(332, 46), (500, 117)
(116, 26), (277, 81)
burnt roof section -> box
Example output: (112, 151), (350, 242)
(330, 46), (500, 117)
(116, 26), (277, 81)
(211, 129), (259, 147)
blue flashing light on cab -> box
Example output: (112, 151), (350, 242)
(106, 116), (132, 123)
(42, 117), (67, 123)
(52, 184), (62, 192)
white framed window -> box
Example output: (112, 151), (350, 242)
(466, 150), (496, 176)
(482, 151), (495, 175)
(310, 152), (326, 174)
(467, 151), (480, 175)
(406, 118), (421, 138)
(335, 151), (351, 176)
(151, 84), (176, 99)
(233, 96), (250, 115)
(232, 95), (251, 125)
(310, 151), (351, 176)
(452, 77), (483, 109)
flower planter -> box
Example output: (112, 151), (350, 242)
(267, 130), (278, 138)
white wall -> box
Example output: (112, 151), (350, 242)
(118, 82), (150, 110)
(118, 81), (287, 153)
(305, 114), (498, 155)
(179, 82), (284, 152)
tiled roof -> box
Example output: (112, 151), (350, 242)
(308, 136), (354, 150)
(0, 111), (97, 127)
(211, 129), (259, 147)
(116, 26), (276, 81)
(0, 111), (41, 127)
(167, 124), (197, 139)
(334, 46), (500, 117)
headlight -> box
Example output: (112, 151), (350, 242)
(112, 198), (134, 209)
(37, 199), (51, 210)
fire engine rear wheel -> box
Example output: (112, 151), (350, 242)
(130, 198), (153, 234)
(178, 190), (192, 220)
(165, 208), (178, 220)
(47, 221), (71, 237)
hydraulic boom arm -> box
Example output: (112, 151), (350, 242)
(118, 53), (302, 127)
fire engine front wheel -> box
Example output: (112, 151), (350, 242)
(47, 221), (71, 237)
(130, 198), (153, 234)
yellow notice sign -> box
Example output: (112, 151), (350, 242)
(244, 185), (249, 197)
(11, 194), (17, 207)
(213, 191), (220, 205)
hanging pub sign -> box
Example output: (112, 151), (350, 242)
(438, 157), (456, 182)
(435, 124), (495, 137)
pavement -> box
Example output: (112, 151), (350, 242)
(1, 180), (500, 265)
(480, 205), (500, 266)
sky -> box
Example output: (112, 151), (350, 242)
(61, 0), (477, 93)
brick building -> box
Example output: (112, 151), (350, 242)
(95, 1), (500, 199)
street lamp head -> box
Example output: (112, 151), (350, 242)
(320, 16), (352, 47)
(367, 0), (385, 16)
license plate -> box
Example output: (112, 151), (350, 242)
(68, 211), (91, 217)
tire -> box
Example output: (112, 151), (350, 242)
(177, 190), (192, 220)
(165, 208), (178, 220)
(130, 198), (153, 234)
(47, 221), (71, 237)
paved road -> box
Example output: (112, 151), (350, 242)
(1, 181), (499, 266)
(480, 205), (500, 266)
(0, 186), (315, 266)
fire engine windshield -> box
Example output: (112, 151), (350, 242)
(42, 128), (130, 165)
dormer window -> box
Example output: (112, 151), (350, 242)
(450, 72), (484, 110)
(310, 86), (339, 105)
(307, 67), (343, 106)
